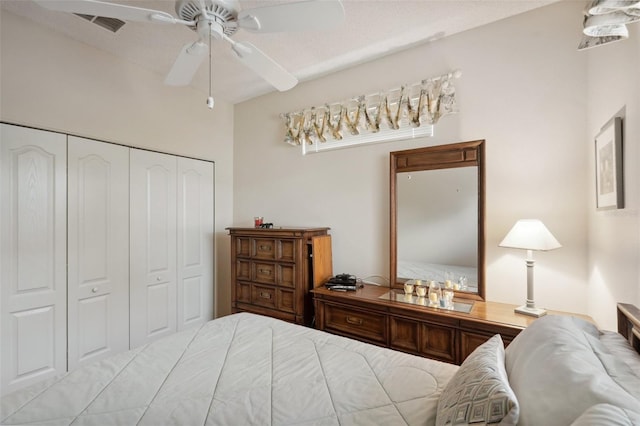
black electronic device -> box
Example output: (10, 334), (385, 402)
(327, 273), (356, 285)
(325, 273), (357, 291)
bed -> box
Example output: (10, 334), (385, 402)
(1, 304), (639, 425)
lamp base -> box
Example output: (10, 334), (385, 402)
(514, 305), (547, 318)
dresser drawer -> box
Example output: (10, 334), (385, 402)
(389, 316), (419, 353)
(252, 284), (276, 309)
(278, 239), (296, 262)
(236, 281), (251, 304)
(234, 237), (251, 258)
(277, 288), (295, 313)
(419, 322), (457, 363)
(278, 263), (295, 288)
(235, 259), (251, 281)
(253, 238), (276, 260)
(324, 303), (386, 344)
(253, 262), (276, 285)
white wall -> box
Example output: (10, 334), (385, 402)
(0, 10), (234, 317)
(3, 2), (638, 328)
(586, 24), (640, 329)
(234, 2), (594, 318)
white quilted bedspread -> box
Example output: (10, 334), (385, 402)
(1, 313), (457, 426)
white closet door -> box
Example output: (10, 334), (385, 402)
(0, 124), (67, 395)
(67, 137), (129, 370)
(130, 149), (177, 348)
(177, 158), (214, 329)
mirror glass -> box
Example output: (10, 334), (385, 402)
(397, 167), (478, 293)
(390, 140), (485, 300)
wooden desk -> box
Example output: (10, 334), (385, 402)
(313, 284), (593, 364)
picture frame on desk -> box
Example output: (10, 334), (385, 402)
(595, 116), (624, 210)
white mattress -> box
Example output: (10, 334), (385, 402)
(1, 313), (458, 426)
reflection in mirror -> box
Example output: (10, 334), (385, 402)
(397, 167), (478, 292)
(390, 140), (485, 301)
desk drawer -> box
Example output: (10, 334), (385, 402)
(324, 304), (386, 344)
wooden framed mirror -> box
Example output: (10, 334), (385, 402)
(390, 140), (485, 301)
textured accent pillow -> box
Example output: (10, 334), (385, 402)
(436, 334), (519, 426)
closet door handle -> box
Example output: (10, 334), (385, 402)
(259, 292), (272, 300)
(346, 316), (363, 326)
(259, 245), (271, 251)
(258, 269), (272, 275)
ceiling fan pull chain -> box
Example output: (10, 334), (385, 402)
(206, 21), (214, 109)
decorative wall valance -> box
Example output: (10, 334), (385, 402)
(281, 70), (461, 154)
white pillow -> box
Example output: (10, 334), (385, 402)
(436, 334), (518, 426)
(570, 403), (640, 426)
(584, 332), (640, 400)
(505, 315), (640, 425)
(599, 330), (640, 378)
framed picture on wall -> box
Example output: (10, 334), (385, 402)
(595, 116), (624, 210)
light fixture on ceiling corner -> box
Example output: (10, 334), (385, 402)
(499, 219), (562, 318)
(587, 0), (640, 15)
(578, 33), (627, 50)
(578, 0), (640, 50)
(583, 11), (639, 36)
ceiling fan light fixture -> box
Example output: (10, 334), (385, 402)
(587, 0), (640, 15)
(583, 10), (640, 36)
(583, 22), (630, 37)
(578, 33), (628, 50)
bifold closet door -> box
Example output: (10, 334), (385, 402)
(130, 149), (177, 348)
(177, 157), (214, 329)
(0, 124), (67, 395)
(67, 137), (130, 370)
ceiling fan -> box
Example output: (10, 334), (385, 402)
(34, 0), (345, 108)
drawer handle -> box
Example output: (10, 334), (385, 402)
(259, 245), (271, 251)
(260, 292), (272, 299)
(258, 269), (272, 275)
(346, 316), (363, 326)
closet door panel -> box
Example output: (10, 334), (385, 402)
(67, 137), (129, 370)
(130, 149), (177, 348)
(0, 124), (67, 395)
(177, 158), (214, 329)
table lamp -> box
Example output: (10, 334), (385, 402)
(499, 219), (561, 317)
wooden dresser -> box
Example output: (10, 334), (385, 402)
(313, 284), (593, 365)
(228, 227), (332, 326)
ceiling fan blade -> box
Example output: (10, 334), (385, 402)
(238, 0), (345, 33)
(231, 41), (297, 91)
(33, 0), (177, 24)
(165, 41), (208, 86)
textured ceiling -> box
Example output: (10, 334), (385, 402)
(2, 0), (560, 104)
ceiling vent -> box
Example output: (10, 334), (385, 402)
(75, 13), (126, 33)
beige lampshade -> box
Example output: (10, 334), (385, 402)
(499, 219), (562, 251)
